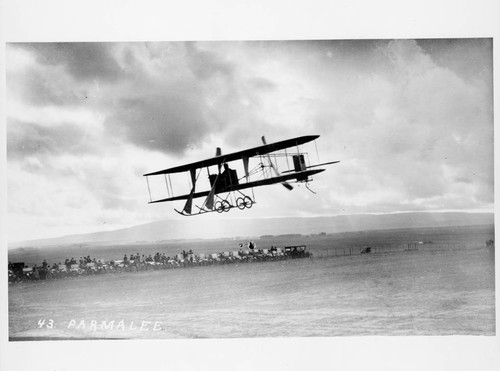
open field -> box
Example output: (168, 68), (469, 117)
(8, 225), (495, 339)
(8, 224), (494, 266)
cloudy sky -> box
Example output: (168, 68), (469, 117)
(5, 39), (493, 242)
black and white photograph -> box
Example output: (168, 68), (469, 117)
(6, 37), (495, 340)
(1, 1), (498, 370)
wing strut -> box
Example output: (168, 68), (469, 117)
(261, 136), (293, 191)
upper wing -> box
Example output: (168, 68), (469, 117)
(143, 135), (319, 176)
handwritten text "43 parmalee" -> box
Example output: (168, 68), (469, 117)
(37, 319), (164, 331)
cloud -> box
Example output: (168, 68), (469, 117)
(417, 38), (493, 85)
(101, 44), (212, 155)
(103, 42), (284, 155)
(184, 42), (235, 80)
(7, 119), (96, 160)
(308, 39), (493, 213)
(248, 77), (276, 91)
(106, 92), (210, 154)
(7, 45), (89, 108)
(17, 42), (124, 82)
(8, 68), (75, 106)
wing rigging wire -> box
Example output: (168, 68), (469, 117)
(164, 174), (170, 198)
(146, 177), (152, 202)
(187, 167), (203, 189)
(168, 174), (174, 197)
(238, 163), (266, 181)
(314, 139), (320, 163)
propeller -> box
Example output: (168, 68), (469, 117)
(261, 136), (293, 191)
(215, 147), (222, 173)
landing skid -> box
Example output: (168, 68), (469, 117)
(175, 195), (255, 216)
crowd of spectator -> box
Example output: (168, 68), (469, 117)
(8, 244), (309, 283)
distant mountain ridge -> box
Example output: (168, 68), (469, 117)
(9, 212), (494, 248)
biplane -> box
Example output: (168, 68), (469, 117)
(143, 135), (339, 216)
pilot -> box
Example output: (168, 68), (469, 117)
(222, 163), (234, 186)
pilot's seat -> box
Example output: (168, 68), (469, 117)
(209, 164), (239, 192)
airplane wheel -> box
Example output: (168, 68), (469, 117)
(236, 197), (246, 210)
(222, 200), (231, 212)
(216, 200), (232, 212)
(215, 201), (224, 213)
(243, 196), (253, 209)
